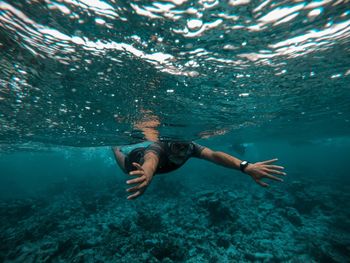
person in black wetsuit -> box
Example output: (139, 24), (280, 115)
(112, 141), (286, 200)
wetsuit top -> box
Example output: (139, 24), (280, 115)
(124, 141), (205, 174)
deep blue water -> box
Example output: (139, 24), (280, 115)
(1, 0), (350, 262)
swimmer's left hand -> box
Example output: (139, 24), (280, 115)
(245, 158), (287, 187)
(125, 162), (153, 200)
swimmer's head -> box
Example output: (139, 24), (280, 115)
(169, 141), (191, 156)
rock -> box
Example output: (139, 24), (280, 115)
(150, 238), (186, 262)
(245, 252), (274, 261)
(285, 207), (302, 226)
(144, 239), (158, 248)
(189, 248), (196, 257)
(136, 209), (163, 232)
(258, 203), (274, 211)
(197, 193), (236, 225)
(217, 233), (231, 249)
(227, 246), (239, 259)
(197, 190), (216, 198)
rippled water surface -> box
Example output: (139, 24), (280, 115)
(1, 0), (350, 147)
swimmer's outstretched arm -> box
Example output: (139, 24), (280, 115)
(198, 147), (286, 187)
(112, 146), (127, 173)
(125, 151), (159, 200)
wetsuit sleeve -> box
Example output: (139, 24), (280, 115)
(144, 142), (164, 158)
(191, 142), (206, 158)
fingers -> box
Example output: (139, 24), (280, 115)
(265, 174), (284, 182)
(129, 170), (144, 176)
(256, 180), (269, 187)
(265, 165), (285, 170)
(126, 176), (145, 185)
(261, 158), (278, 164)
(127, 190), (142, 200)
(125, 173), (149, 199)
(126, 184), (143, 193)
(132, 162), (143, 170)
(125, 163), (148, 200)
(127, 163), (144, 176)
(265, 168), (287, 176)
(126, 179), (148, 191)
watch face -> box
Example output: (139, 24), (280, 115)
(241, 161), (247, 165)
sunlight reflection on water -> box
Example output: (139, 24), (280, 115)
(0, 0), (349, 147)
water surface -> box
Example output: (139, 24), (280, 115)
(1, 0), (349, 147)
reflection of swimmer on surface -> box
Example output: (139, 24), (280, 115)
(113, 111), (286, 200)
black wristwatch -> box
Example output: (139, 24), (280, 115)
(240, 161), (250, 173)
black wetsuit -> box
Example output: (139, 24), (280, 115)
(124, 141), (205, 174)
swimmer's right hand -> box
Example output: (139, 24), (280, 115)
(125, 162), (153, 200)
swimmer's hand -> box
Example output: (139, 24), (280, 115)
(245, 158), (286, 187)
(126, 162), (154, 200)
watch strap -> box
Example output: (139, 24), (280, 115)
(240, 161), (250, 173)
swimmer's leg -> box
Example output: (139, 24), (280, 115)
(112, 146), (127, 173)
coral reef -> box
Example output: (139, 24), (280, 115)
(0, 178), (349, 262)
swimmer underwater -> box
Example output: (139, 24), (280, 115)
(113, 140), (286, 200)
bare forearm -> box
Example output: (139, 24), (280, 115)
(141, 152), (159, 176)
(209, 151), (242, 170)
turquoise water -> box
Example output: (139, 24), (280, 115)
(1, 0), (350, 262)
